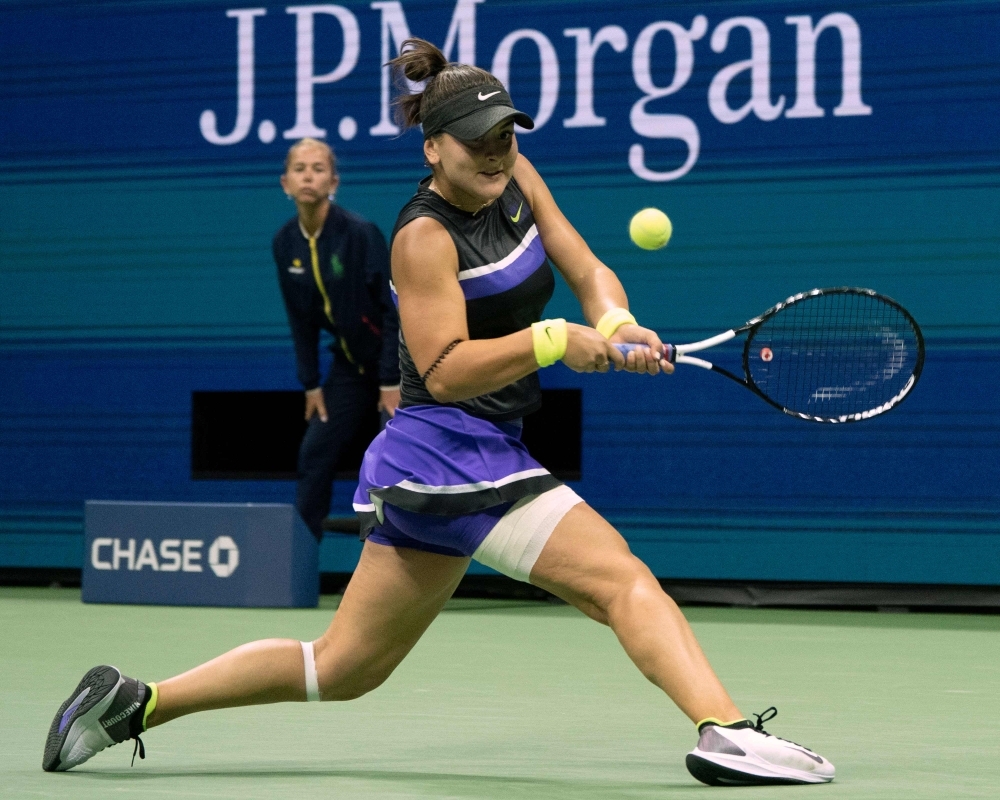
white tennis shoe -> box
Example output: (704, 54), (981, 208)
(686, 707), (834, 786)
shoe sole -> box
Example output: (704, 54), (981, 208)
(686, 753), (833, 786)
(43, 666), (122, 772)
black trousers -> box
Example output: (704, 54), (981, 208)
(296, 356), (383, 540)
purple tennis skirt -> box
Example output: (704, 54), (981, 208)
(352, 405), (562, 556)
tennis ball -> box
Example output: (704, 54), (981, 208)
(629, 208), (672, 250)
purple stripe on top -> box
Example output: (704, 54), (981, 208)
(389, 226), (545, 305)
(459, 227), (547, 300)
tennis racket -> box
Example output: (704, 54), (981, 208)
(614, 287), (925, 423)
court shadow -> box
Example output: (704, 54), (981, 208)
(68, 764), (702, 796)
(683, 606), (1000, 632)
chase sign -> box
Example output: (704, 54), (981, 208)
(83, 502), (318, 608)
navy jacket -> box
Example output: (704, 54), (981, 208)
(272, 204), (400, 390)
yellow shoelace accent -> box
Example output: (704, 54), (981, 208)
(142, 682), (159, 732)
(696, 716), (746, 729)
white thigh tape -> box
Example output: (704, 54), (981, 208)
(301, 640), (320, 702)
(473, 484), (583, 583)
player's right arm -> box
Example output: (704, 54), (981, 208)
(392, 217), (615, 401)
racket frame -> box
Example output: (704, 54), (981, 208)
(620, 287), (926, 423)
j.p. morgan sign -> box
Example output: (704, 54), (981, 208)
(82, 502), (318, 608)
(202, 1), (872, 181)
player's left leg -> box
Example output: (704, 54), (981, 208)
(526, 501), (739, 724)
(523, 500), (833, 785)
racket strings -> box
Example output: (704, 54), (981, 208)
(747, 291), (920, 419)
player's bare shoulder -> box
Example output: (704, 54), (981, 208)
(512, 154), (544, 206)
(391, 215), (458, 289)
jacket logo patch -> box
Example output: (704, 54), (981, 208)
(288, 257), (304, 275)
(331, 254), (345, 279)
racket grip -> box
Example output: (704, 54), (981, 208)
(613, 343), (676, 363)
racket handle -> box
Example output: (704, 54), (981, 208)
(613, 343), (676, 363)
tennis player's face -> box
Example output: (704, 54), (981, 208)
(428, 120), (518, 210)
(281, 144), (338, 205)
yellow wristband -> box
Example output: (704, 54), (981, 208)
(531, 319), (568, 367)
(596, 308), (637, 339)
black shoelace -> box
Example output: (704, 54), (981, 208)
(751, 706), (778, 733)
(751, 706), (814, 752)
(131, 735), (146, 766)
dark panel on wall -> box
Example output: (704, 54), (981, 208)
(190, 390), (378, 480)
(190, 388), (582, 481)
(522, 389), (582, 481)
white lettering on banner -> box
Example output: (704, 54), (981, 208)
(112, 538), (136, 571)
(182, 540), (204, 572)
(134, 539), (160, 571)
(492, 29), (559, 132)
(88, 538), (239, 577)
(209, 536), (241, 578)
(628, 16), (707, 182)
(563, 26), (628, 128)
(91, 538), (113, 570)
(369, 0), (484, 136)
(200, 8), (266, 145)
(785, 14), (872, 118)
(283, 5), (361, 139)
(159, 539), (182, 572)
(199, 3), (874, 182)
(709, 17), (785, 124)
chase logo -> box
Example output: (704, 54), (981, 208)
(90, 535), (240, 578)
(289, 258), (304, 274)
(208, 535), (240, 577)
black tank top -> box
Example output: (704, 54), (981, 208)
(391, 176), (555, 422)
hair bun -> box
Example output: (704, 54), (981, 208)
(388, 37), (501, 131)
(397, 38), (448, 83)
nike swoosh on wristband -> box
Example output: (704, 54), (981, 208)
(544, 326), (553, 342)
(478, 90), (501, 101)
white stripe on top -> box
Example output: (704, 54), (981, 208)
(458, 225), (539, 281)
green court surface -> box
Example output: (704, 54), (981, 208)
(2, 588), (998, 798)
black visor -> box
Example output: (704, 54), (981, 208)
(421, 85), (534, 141)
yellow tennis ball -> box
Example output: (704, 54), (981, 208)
(629, 208), (672, 250)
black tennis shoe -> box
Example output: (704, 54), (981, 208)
(686, 707), (834, 785)
(43, 665), (150, 772)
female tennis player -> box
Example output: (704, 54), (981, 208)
(43, 39), (834, 787)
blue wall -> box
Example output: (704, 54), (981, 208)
(2, 0), (998, 582)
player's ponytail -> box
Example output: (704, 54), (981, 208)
(389, 38), (502, 132)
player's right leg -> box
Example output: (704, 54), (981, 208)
(43, 541), (469, 770)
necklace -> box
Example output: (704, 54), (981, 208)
(428, 181), (493, 215)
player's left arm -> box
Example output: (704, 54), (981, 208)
(513, 154), (669, 374)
